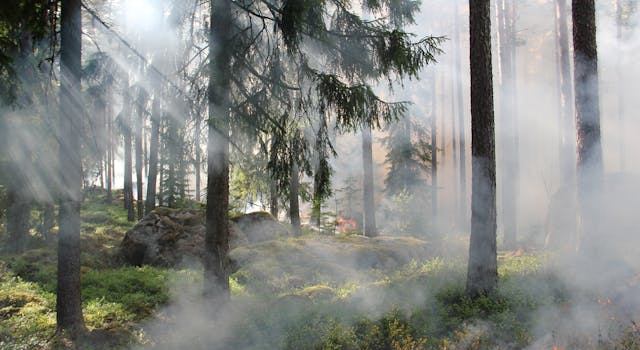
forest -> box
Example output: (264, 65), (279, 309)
(0, 0), (638, 349)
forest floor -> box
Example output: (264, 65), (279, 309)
(0, 192), (639, 349)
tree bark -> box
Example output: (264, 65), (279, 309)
(135, 90), (144, 220)
(146, 97), (160, 214)
(106, 100), (112, 203)
(572, 0), (603, 249)
(204, 0), (231, 303)
(362, 125), (377, 237)
(6, 188), (30, 253)
(497, 0), (519, 248)
(194, 111), (201, 202)
(430, 71), (438, 225)
(289, 158), (302, 236)
(42, 202), (55, 242)
(466, 0), (497, 297)
(454, 0), (468, 229)
(123, 92), (134, 221)
(270, 179), (278, 219)
(57, 0), (85, 335)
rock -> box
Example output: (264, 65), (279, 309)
(120, 208), (291, 267)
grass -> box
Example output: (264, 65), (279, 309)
(1, 192), (638, 349)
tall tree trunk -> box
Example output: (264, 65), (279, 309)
(6, 188), (30, 253)
(106, 104), (112, 202)
(449, 52), (459, 228)
(497, 0), (519, 248)
(41, 202), (55, 242)
(362, 125), (377, 237)
(146, 97), (160, 214)
(466, 0), (497, 297)
(572, 0), (603, 250)
(270, 179), (279, 218)
(289, 159), (302, 235)
(4, 26), (33, 253)
(123, 92), (134, 221)
(454, 0), (468, 229)
(430, 71), (438, 225)
(194, 112), (201, 202)
(57, 0), (85, 334)
(204, 0), (231, 303)
(135, 90), (144, 220)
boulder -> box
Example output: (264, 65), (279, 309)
(120, 208), (291, 267)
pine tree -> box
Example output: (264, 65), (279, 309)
(204, 0), (232, 303)
(56, 0), (85, 335)
(466, 0), (497, 297)
(572, 0), (603, 250)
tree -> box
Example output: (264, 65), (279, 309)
(146, 95), (161, 214)
(572, 0), (603, 249)
(135, 85), (146, 220)
(56, 0), (85, 335)
(204, 0), (232, 303)
(453, 0), (467, 229)
(430, 71), (438, 223)
(362, 125), (377, 237)
(554, 0), (575, 186)
(122, 89), (135, 221)
(496, 0), (519, 248)
(466, 0), (497, 297)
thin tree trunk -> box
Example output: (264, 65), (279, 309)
(270, 179), (278, 218)
(289, 159), (302, 235)
(556, 0), (575, 184)
(106, 107), (112, 202)
(57, 0), (85, 334)
(450, 47), (459, 229)
(362, 125), (377, 237)
(194, 111), (201, 202)
(430, 70), (438, 225)
(135, 90), (144, 220)
(204, 0), (231, 303)
(466, 0), (497, 297)
(123, 92), (134, 221)
(6, 188), (30, 253)
(572, 0), (603, 250)
(454, 0), (468, 229)
(146, 97), (160, 214)
(497, 0), (519, 248)
(42, 202), (55, 242)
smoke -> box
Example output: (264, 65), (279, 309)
(3, 0), (640, 348)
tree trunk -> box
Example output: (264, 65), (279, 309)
(57, 0), (85, 335)
(449, 50), (459, 228)
(204, 0), (231, 303)
(362, 125), (377, 237)
(194, 111), (201, 202)
(430, 71), (438, 225)
(123, 92), (134, 221)
(466, 0), (497, 297)
(41, 202), (55, 242)
(454, 0), (468, 229)
(289, 159), (302, 235)
(135, 90), (144, 220)
(270, 179), (278, 219)
(106, 102), (112, 203)
(572, 0), (603, 249)
(6, 188), (30, 253)
(497, 0), (519, 248)
(146, 97), (160, 214)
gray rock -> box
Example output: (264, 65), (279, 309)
(120, 209), (291, 267)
